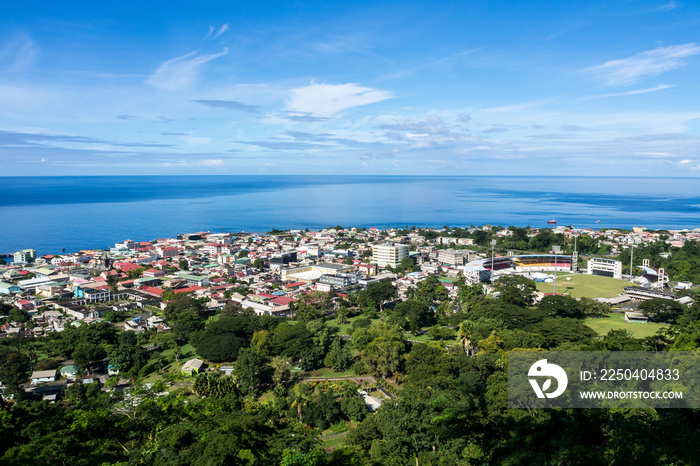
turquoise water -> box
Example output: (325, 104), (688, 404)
(1, 175), (698, 255)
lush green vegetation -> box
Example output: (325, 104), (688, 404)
(3, 256), (700, 465)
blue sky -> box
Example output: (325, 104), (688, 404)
(1, 0), (700, 176)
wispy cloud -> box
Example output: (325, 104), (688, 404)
(456, 114), (472, 123)
(380, 116), (469, 148)
(192, 99), (259, 113)
(214, 24), (229, 38)
(586, 84), (674, 99)
(180, 135), (211, 146)
(147, 48), (228, 92)
(286, 83), (392, 117)
(585, 43), (700, 86)
(0, 34), (38, 72)
(659, 1), (679, 11)
(235, 140), (326, 151)
(283, 112), (330, 122)
(200, 158), (224, 166)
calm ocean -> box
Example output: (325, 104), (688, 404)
(1, 175), (699, 256)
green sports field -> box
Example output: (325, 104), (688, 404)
(584, 312), (666, 339)
(535, 272), (630, 299)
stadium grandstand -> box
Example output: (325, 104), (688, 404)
(634, 265), (669, 290)
(462, 254), (573, 284)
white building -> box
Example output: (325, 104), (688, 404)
(587, 258), (622, 279)
(13, 249), (37, 264)
(31, 370), (57, 385)
(371, 243), (409, 268)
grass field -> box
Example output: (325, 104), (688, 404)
(535, 273), (630, 298)
(584, 312), (666, 339)
(327, 315), (373, 335)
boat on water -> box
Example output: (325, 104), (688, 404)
(547, 219), (557, 224)
(596, 220), (600, 223)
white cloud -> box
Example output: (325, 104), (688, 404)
(679, 159), (692, 164)
(180, 135), (211, 146)
(214, 24), (229, 38)
(587, 84), (674, 99)
(0, 34), (38, 72)
(286, 83), (392, 117)
(586, 43), (700, 86)
(200, 159), (224, 166)
(147, 48), (228, 92)
(659, 1), (679, 10)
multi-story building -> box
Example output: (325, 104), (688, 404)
(438, 249), (477, 266)
(587, 258), (622, 279)
(13, 249), (37, 264)
(371, 243), (409, 268)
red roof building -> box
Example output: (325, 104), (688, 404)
(270, 296), (295, 306)
(174, 286), (206, 294)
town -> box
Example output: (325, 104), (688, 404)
(1, 224), (699, 464)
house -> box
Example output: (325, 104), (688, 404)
(31, 370), (57, 385)
(142, 268), (165, 278)
(60, 365), (79, 380)
(0, 281), (22, 295)
(14, 299), (34, 311)
(177, 274), (210, 287)
(182, 358), (204, 376)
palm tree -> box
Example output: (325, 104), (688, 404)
(458, 320), (475, 356)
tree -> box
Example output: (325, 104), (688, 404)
(494, 275), (537, 307)
(530, 318), (597, 348)
(8, 308), (29, 324)
(250, 329), (273, 355)
(270, 323), (315, 360)
(340, 387), (367, 422)
(234, 348), (267, 395)
(538, 295), (584, 319)
(361, 338), (403, 377)
(195, 333), (246, 362)
(324, 338), (354, 371)
(72, 342), (105, 371)
(639, 298), (685, 324)
(192, 373), (241, 398)
(109, 331), (149, 375)
(0, 347), (28, 398)
(428, 326), (455, 341)
(390, 299), (433, 331)
(252, 258), (265, 271)
(164, 294), (207, 340)
(399, 257), (415, 272)
(357, 279), (396, 311)
(270, 356), (292, 390)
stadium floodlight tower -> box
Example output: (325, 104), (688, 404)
(571, 230), (580, 273)
(629, 244), (636, 282)
(552, 245), (562, 295)
(490, 239), (497, 279)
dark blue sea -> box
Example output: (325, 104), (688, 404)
(1, 176), (699, 256)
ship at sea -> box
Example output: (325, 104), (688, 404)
(547, 219), (557, 224)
